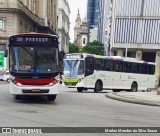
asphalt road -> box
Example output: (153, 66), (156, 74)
(0, 81), (160, 136)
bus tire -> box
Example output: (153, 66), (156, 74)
(112, 89), (121, 92)
(131, 82), (138, 92)
(7, 78), (10, 83)
(47, 95), (57, 101)
(77, 87), (84, 92)
(14, 95), (20, 100)
(84, 88), (88, 90)
(94, 81), (103, 93)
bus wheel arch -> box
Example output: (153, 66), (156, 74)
(77, 87), (84, 92)
(131, 82), (138, 92)
(94, 80), (103, 93)
(14, 95), (21, 100)
(47, 95), (57, 101)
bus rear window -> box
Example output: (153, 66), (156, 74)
(148, 65), (155, 75)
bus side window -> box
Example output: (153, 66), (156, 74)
(114, 61), (118, 72)
(140, 64), (148, 74)
(148, 65), (155, 75)
(137, 63), (140, 73)
(109, 61), (114, 71)
(78, 61), (84, 75)
(95, 58), (104, 70)
(95, 58), (99, 70)
(85, 57), (94, 76)
(105, 60), (110, 71)
(118, 62), (123, 72)
(132, 63), (140, 73)
(113, 61), (123, 72)
(124, 62), (132, 73)
(100, 59), (105, 70)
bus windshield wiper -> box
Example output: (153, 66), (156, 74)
(21, 45), (33, 57)
(73, 59), (78, 68)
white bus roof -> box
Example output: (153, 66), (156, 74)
(9, 32), (58, 38)
(64, 53), (155, 65)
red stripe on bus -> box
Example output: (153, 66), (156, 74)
(14, 77), (56, 85)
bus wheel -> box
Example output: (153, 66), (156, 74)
(47, 95), (57, 101)
(131, 82), (138, 92)
(77, 87), (84, 92)
(7, 78), (10, 83)
(84, 88), (88, 90)
(14, 95), (20, 100)
(112, 89), (121, 92)
(94, 81), (102, 93)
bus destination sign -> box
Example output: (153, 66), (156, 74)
(9, 36), (58, 44)
(17, 37), (49, 43)
(65, 54), (83, 59)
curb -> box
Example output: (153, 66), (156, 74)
(105, 93), (160, 107)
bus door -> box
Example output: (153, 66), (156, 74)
(113, 61), (124, 88)
(104, 60), (114, 89)
(84, 57), (94, 88)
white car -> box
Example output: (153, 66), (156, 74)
(0, 71), (9, 82)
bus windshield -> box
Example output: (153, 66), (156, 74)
(63, 60), (84, 76)
(10, 45), (59, 74)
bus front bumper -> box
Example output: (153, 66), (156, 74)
(62, 80), (84, 88)
(10, 82), (60, 95)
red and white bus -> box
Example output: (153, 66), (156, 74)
(7, 33), (61, 101)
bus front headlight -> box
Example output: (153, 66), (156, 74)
(48, 79), (58, 86)
(12, 80), (22, 87)
(77, 78), (83, 83)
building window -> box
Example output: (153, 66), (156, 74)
(33, 0), (36, 14)
(24, 0), (27, 5)
(0, 0), (4, 3)
(83, 38), (86, 44)
(29, 0), (31, 10)
(0, 19), (5, 30)
(0, 45), (6, 51)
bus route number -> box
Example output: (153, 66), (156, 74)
(16, 37), (23, 42)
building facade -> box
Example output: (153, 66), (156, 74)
(109, 0), (160, 76)
(89, 27), (98, 42)
(57, 0), (70, 53)
(74, 10), (81, 42)
(97, 0), (112, 55)
(74, 10), (88, 49)
(0, 0), (58, 52)
(87, 0), (99, 30)
(0, 0), (58, 70)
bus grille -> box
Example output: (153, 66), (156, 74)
(64, 82), (77, 86)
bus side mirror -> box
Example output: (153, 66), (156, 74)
(59, 51), (65, 61)
(59, 52), (63, 61)
(4, 49), (8, 57)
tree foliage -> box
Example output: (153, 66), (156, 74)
(69, 43), (79, 53)
(82, 40), (104, 55)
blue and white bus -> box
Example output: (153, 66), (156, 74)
(62, 53), (157, 93)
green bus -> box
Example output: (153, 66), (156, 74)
(62, 53), (157, 93)
(0, 51), (5, 70)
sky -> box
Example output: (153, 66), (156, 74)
(68, 0), (87, 42)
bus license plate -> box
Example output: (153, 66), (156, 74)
(32, 89), (40, 92)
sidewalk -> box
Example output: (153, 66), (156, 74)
(105, 90), (160, 107)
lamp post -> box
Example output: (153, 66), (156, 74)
(125, 0), (131, 57)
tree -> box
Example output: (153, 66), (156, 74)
(69, 43), (79, 53)
(82, 40), (104, 55)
